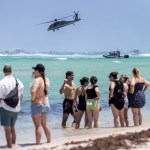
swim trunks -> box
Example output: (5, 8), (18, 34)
(63, 98), (74, 114)
(0, 107), (18, 127)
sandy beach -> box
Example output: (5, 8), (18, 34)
(0, 122), (150, 150)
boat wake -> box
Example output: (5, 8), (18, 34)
(55, 58), (67, 60)
(112, 60), (121, 63)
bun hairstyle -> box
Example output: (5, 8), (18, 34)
(109, 72), (118, 79)
(120, 74), (129, 83)
(80, 77), (89, 85)
(90, 76), (98, 85)
(132, 68), (140, 78)
(124, 76), (129, 82)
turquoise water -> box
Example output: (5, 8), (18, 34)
(0, 55), (150, 129)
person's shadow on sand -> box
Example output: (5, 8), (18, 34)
(19, 143), (36, 147)
(0, 145), (7, 149)
(0, 143), (35, 149)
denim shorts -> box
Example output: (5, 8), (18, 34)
(0, 107), (18, 127)
(31, 104), (50, 116)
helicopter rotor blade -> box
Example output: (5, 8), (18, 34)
(35, 14), (74, 25)
(35, 20), (55, 25)
(56, 15), (73, 21)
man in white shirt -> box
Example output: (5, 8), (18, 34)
(0, 65), (24, 148)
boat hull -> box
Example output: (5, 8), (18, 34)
(103, 55), (124, 58)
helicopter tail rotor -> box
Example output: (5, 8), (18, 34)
(73, 11), (79, 20)
(74, 11), (79, 15)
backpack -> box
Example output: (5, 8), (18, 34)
(114, 80), (124, 99)
(4, 78), (19, 108)
(112, 80), (124, 110)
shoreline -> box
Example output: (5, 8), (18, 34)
(1, 123), (150, 150)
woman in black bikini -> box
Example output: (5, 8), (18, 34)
(74, 77), (89, 129)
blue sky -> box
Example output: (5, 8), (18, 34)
(0, 0), (150, 52)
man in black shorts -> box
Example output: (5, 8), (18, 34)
(59, 71), (77, 128)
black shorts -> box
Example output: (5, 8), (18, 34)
(63, 98), (74, 115)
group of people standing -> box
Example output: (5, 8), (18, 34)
(0, 64), (51, 148)
(59, 72), (100, 129)
(0, 64), (149, 148)
(108, 68), (149, 128)
(60, 68), (150, 130)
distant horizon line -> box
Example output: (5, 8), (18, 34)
(0, 48), (145, 53)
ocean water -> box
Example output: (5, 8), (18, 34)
(0, 53), (150, 143)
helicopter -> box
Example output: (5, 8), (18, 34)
(36, 11), (81, 31)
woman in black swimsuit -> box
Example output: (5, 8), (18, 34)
(109, 72), (125, 127)
(74, 77), (89, 129)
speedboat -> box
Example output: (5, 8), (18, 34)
(130, 49), (140, 55)
(103, 51), (129, 58)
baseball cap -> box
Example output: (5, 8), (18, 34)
(32, 64), (45, 72)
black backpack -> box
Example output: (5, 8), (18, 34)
(111, 80), (124, 110)
(4, 78), (19, 108)
(114, 80), (124, 99)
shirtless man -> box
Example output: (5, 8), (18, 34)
(59, 71), (76, 128)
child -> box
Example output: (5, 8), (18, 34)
(120, 75), (130, 127)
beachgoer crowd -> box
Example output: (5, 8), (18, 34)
(0, 64), (150, 148)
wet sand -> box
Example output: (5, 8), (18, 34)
(1, 123), (150, 150)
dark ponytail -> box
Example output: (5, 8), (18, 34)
(41, 71), (48, 95)
(80, 77), (89, 85)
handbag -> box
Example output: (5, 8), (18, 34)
(4, 78), (19, 108)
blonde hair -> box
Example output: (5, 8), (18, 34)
(132, 68), (140, 78)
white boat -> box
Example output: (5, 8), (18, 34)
(130, 49), (140, 55)
(103, 51), (129, 58)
